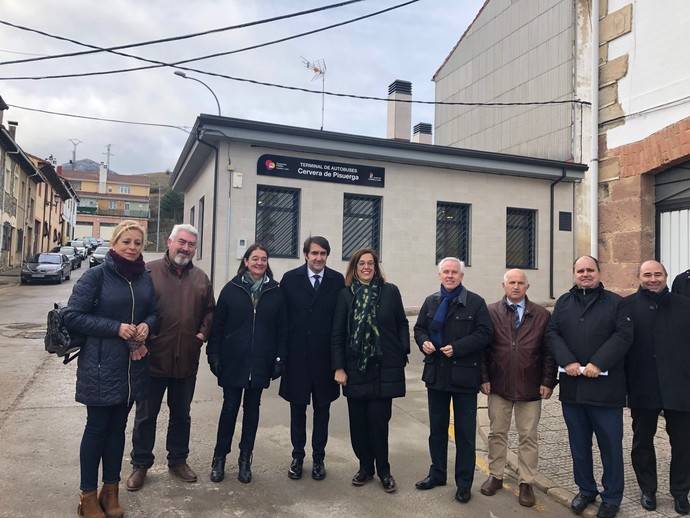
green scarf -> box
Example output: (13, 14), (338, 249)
(348, 278), (382, 374)
(243, 271), (266, 307)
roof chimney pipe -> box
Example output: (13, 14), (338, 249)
(7, 120), (18, 140)
(412, 122), (432, 144)
(386, 80), (412, 141)
(0, 96), (8, 126)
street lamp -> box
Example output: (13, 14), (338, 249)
(174, 71), (221, 116)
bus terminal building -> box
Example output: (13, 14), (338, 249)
(170, 114), (586, 308)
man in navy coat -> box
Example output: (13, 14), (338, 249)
(279, 236), (344, 480)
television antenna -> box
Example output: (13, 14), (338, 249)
(302, 57), (327, 130)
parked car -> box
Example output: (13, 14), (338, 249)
(70, 240), (88, 259)
(21, 253), (71, 284)
(82, 236), (98, 251)
(59, 246), (81, 270)
(89, 246), (109, 268)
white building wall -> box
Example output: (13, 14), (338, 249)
(605, 0), (690, 149)
(201, 142), (576, 307)
(183, 153), (215, 277)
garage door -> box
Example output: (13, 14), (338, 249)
(656, 160), (690, 281)
(99, 223), (118, 241)
(75, 223), (93, 239)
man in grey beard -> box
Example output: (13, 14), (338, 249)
(126, 224), (215, 491)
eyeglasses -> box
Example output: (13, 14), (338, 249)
(175, 238), (197, 249)
(357, 261), (375, 268)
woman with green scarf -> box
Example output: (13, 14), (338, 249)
(331, 247), (409, 493)
(207, 243), (287, 484)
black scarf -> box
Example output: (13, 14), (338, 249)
(348, 277), (382, 374)
(108, 249), (145, 281)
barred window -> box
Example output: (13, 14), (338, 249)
(506, 208), (537, 269)
(189, 206), (195, 227)
(197, 196), (204, 260)
(436, 202), (470, 264)
(342, 194), (381, 260)
(256, 185), (300, 258)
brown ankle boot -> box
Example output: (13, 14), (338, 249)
(98, 484), (124, 518)
(78, 490), (105, 518)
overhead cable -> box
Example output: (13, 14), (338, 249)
(0, 0), (364, 66)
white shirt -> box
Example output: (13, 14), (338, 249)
(307, 266), (324, 288)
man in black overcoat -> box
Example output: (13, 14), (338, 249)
(671, 268), (690, 298)
(624, 260), (690, 515)
(546, 255), (633, 518)
(279, 236), (344, 481)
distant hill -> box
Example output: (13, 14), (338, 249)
(61, 158), (112, 173)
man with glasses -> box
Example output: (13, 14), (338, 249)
(126, 224), (215, 491)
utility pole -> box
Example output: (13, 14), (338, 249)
(156, 181), (162, 252)
(68, 139), (82, 168)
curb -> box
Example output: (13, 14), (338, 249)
(476, 397), (599, 518)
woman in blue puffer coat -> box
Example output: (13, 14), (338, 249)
(64, 220), (157, 518)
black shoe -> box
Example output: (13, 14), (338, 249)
(238, 451), (252, 484)
(675, 495), (690, 515)
(640, 491), (656, 511)
(381, 474), (397, 493)
(352, 470), (374, 486)
(210, 456), (225, 483)
(455, 487), (471, 503)
(287, 458), (303, 480)
(596, 502), (619, 518)
(415, 476), (446, 490)
(571, 492), (597, 515)
(311, 460), (326, 481)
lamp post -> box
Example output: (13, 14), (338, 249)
(173, 71), (221, 116)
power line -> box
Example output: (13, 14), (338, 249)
(0, 0), (364, 66)
(0, 0), (419, 82)
(7, 103), (191, 132)
(0, 47), (48, 57)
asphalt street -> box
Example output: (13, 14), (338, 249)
(0, 257), (568, 517)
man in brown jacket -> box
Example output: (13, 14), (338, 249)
(479, 269), (556, 507)
(126, 224), (215, 490)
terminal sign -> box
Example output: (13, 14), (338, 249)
(257, 154), (385, 188)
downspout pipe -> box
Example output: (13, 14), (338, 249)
(590, 0), (600, 257)
(195, 130), (219, 288)
(550, 168), (568, 299)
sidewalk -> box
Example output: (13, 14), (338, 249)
(476, 389), (678, 518)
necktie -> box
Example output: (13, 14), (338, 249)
(510, 303), (520, 329)
(313, 274), (321, 290)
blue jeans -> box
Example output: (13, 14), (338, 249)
(562, 403), (624, 506)
(80, 404), (130, 491)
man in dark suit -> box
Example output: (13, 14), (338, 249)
(279, 236), (344, 481)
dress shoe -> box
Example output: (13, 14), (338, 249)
(125, 468), (147, 492)
(596, 502), (619, 518)
(381, 474), (397, 493)
(571, 492), (597, 514)
(287, 458), (303, 480)
(311, 460), (326, 481)
(455, 487), (471, 503)
(640, 491), (656, 511)
(519, 483), (536, 507)
(415, 476), (446, 490)
(675, 494), (690, 515)
(238, 451), (252, 483)
(210, 456), (225, 483)
(351, 470), (374, 486)
(169, 463), (198, 483)
(480, 475), (503, 496)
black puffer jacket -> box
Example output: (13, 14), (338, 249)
(623, 287), (690, 411)
(546, 284), (633, 407)
(414, 286), (493, 394)
(331, 282), (409, 399)
(64, 254), (157, 406)
(207, 275), (287, 389)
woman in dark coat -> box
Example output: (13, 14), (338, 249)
(65, 220), (157, 518)
(207, 243), (287, 484)
(331, 247), (409, 493)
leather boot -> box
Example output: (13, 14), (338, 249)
(98, 484), (124, 518)
(77, 490), (105, 518)
(238, 451), (252, 483)
(210, 456), (226, 483)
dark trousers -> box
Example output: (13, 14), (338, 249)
(290, 402), (331, 461)
(80, 404), (130, 491)
(347, 397), (392, 477)
(562, 403), (624, 506)
(427, 389), (477, 489)
(631, 408), (690, 497)
(213, 386), (263, 458)
(130, 375), (197, 468)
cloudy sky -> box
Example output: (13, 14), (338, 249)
(0, 0), (484, 174)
